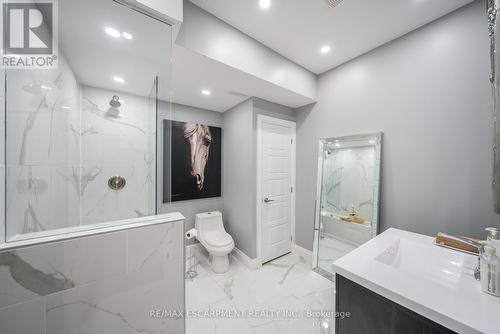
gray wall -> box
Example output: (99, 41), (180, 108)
(222, 99), (256, 257)
(296, 0), (497, 250)
(223, 98), (295, 259)
(253, 97), (297, 123)
(159, 103), (224, 237)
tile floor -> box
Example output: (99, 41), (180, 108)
(317, 233), (356, 274)
(185, 248), (335, 334)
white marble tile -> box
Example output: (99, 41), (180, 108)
(321, 145), (375, 220)
(81, 163), (155, 225)
(0, 231), (127, 308)
(45, 264), (183, 334)
(0, 165), (4, 245)
(5, 164), (80, 238)
(5, 57), (80, 168)
(0, 298), (44, 334)
(186, 272), (228, 310)
(0, 68), (4, 166)
(317, 234), (358, 274)
(186, 253), (335, 334)
(127, 222), (183, 272)
(79, 85), (156, 227)
(0, 265), (39, 308)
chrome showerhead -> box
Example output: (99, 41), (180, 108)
(109, 95), (121, 108)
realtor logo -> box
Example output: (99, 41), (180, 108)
(1, 0), (58, 69)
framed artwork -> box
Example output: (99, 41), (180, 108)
(163, 120), (222, 202)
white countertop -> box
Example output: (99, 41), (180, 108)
(332, 228), (500, 334)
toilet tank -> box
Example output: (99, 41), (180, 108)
(195, 211), (224, 234)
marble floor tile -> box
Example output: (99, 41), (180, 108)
(0, 298), (44, 334)
(185, 252), (335, 334)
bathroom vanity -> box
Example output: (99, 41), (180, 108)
(332, 228), (500, 334)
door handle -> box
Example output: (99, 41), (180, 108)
(264, 198), (274, 203)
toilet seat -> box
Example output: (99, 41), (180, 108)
(204, 230), (233, 247)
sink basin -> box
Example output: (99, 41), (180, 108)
(332, 228), (500, 334)
(375, 238), (476, 288)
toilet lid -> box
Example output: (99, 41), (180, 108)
(204, 231), (233, 247)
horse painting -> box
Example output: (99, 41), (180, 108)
(183, 123), (212, 191)
(164, 120), (222, 202)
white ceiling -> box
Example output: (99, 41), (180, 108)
(190, 0), (474, 74)
(60, 0), (475, 113)
(172, 46), (315, 112)
(60, 0), (171, 100)
(59, 0), (313, 113)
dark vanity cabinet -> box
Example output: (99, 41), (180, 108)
(335, 275), (457, 334)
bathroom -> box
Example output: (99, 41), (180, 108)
(0, 0), (499, 333)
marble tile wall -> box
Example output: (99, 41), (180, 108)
(0, 220), (185, 334)
(321, 146), (376, 221)
(4, 59), (157, 239)
(80, 85), (156, 225)
(5, 55), (81, 239)
(1, 67), (5, 244)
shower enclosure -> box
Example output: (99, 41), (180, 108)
(1, 0), (172, 243)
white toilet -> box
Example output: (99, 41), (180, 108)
(189, 211), (235, 274)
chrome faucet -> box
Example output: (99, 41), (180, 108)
(455, 236), (484, 281)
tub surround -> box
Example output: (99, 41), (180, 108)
(0, 214), (185, 334)
(332, 228), (500, 334)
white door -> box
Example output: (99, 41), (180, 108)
(259, 116), (295, 263)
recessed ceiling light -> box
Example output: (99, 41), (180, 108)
(113, 76), (125, 83)
(259, 0), (271, 9)
(122, 32), (133, 40)
(320, 45), (331, 54)
(201, 89), (211, 96)
(105, 27), (121, 38)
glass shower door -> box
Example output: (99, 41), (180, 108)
(3, 0), (172, 242)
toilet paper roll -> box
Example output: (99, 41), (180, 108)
(185, 228), (197, 240)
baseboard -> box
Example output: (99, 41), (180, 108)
(293, 243), (313, 264)
(186, 243), (261, 271)
(231, 247), (261, 270)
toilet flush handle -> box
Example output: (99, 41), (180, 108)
(264, 198), (274, 203)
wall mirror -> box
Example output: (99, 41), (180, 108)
(312, 133), (382, 279)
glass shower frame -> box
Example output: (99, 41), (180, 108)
(1, 0), (173, 245)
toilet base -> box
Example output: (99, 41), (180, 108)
(209, 254), (230, 273)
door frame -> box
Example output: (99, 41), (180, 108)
(256, 115), (296, 265)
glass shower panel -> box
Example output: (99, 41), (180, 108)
(5, 59), (81, 238)
(4, 0), (172, 241)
